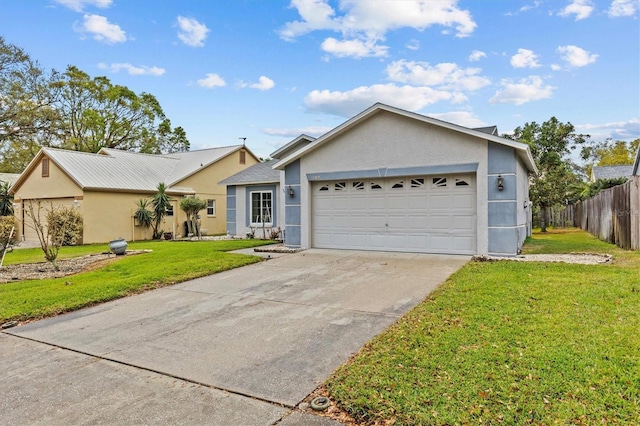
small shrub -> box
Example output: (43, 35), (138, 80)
(48, 207), (83, 246)
(0, 216), (18, 247)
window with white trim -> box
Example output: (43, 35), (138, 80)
(207, 199), (216, 216)
(250, 191), (272, 225)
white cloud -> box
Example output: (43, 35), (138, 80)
(279, 0), (476, 58)
(489, 76), (555, 105)
(386, 60), (491, 91)
(558, 0), (595, 20)
(54, 0), (111, 12)
(197, 73), (226, 89)
(511, 48), (541, 68)
(427, 111), (488, 128)
(321, 37), (388, 58)
(406, 39), (420, 51)
(557, 45), (598, 67)
(469, 50), (487, 62)
(98, 63), (165, 76)
(74, 14), (126, 43)
(608, 0), (639, 17)
(304, 83), (456, 117)
(262, 126), (332, 138)
(176, 16), (209, 47)
(241, 76), (276, 91)
(576, 117), (640, 141)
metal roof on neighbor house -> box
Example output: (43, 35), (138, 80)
(14, 145), (247, 194)
(591, 165), (634, 180)
(0, 173), (20, 187)
(102, 145), (246, 186)
(219, 160), (279, 185)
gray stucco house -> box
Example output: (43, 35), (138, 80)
(222, 103), (538, 256)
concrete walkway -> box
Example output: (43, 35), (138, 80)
(2, 249), (469, 425)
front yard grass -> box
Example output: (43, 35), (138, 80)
(325, 229), (639, 425)
(0, 239), (274, 323)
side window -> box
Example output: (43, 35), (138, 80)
(207, 199), (216, 216)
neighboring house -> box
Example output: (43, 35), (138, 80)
(0, 173), (21, 187)
(223, 103), (538, 256)
(590, 165), (634, 182)
(10, 145), (258, 244)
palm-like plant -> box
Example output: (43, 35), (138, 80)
(150, 182), (171, 239)
(133, 199), (153, 229)
(0, 181), (13, 216)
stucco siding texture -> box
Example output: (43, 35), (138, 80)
(297, 111), (489, 252)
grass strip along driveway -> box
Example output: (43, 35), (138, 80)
(325, 229), (639, 425)
(0, 239), (274, 323)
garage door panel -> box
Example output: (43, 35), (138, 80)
(451, 194), (475, 209)
(429, 215), (452, 231)
(429, 194), (452, 210)
(312, 174), (476, 254)
(453, 215), (475, 231)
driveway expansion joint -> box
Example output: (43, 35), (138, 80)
(4, 331), (297, 410)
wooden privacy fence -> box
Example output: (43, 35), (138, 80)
(572, 176), (640, 250)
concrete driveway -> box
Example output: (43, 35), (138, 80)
(1, 249), (468, 425)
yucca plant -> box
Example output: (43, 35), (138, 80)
(133, 199), (153, 229)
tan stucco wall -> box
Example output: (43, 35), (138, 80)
(13, 157), (84, 242)
(175, 149), (258, 236)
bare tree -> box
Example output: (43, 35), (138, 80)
(23, 200), (82, 270)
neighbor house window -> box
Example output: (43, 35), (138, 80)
(166, 206), (174, 216)
(250, 191), (272, 225)
(239, 150), (246, 164)
(207, 199), (216, 216)
(42, 158), (49, 177)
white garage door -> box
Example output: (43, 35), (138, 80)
(21, 198), (77, 243)
(312, 174), (476, 254)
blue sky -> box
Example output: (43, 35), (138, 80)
(1, 0), (638, 160)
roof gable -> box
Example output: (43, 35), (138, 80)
(270, 134), (316, 159)
(273, 103), (537, 174)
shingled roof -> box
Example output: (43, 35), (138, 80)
(219, 159), (279, 185)
(591, 165), (634, 181)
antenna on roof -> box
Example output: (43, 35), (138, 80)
(239, 137), (246, 146)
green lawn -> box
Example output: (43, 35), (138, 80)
(325, 229), (639, 425)
(0, 239), (275, 322)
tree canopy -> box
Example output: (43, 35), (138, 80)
(507, 117), (589, 232)
(0, 36), (189, 173)
(583, 138), (639, 169)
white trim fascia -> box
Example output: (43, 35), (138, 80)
(273, 103), (538, 175)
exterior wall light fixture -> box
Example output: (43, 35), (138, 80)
(287, 185), (295, 197)
(497, 175), (504, 191)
